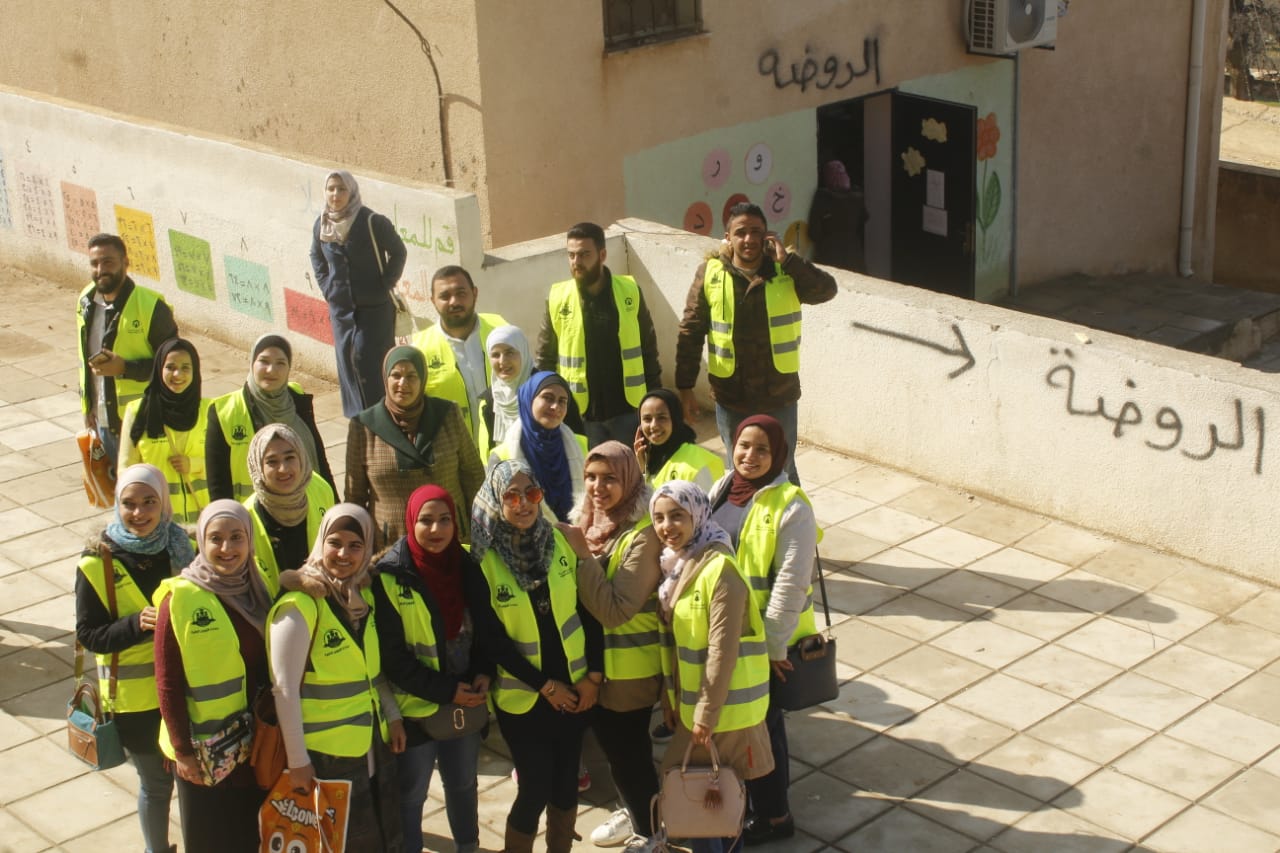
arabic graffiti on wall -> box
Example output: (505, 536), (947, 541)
(1045, 347), (1267, 475)
(114, 205), (161, 279)
(169, 229), (216, 299)
(0, 150), (11, 229)
(19, 169), (59, 242)
(224, 255), (273, 322)
(285, 287), (334, 345)
(758, 39), (882, 93)
(61, 182), (100, 253)
(392, 204), (457, 260)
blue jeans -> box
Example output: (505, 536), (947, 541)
(128, 748), (174, 853)
(398, 732), (482, 853)
(714, 402), (800, 485)
(584, 410), (640, 449)
(691, 835), (744, 853)
(98, 425), (120, 478)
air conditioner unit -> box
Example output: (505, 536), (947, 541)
(966, 0), (1057, 55)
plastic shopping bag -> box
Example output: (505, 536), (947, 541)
(258, 770), (352, 853)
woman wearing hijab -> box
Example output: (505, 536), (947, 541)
(487, 371), (587, 523)
(75, 464), (196, 853)
(466, 460), (604, 853)
(649, 480), (773, 853)
(633, 389), (725, 493)
(708, 416), (820, 845)
(268, 504), (407, 851)
(244, 424), (336, 594)
(206, 334), (333, 502)
(373, 485), (490, 853)
(310, 169), (408, 418)
(346, 346), (485, 548)
(560, 442), (663, 852)
(119, 337), (211, 523)
(477, 324), (533, 458)
(155, 500), (272, 852)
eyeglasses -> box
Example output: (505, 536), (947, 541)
(501, 486), (544, 507)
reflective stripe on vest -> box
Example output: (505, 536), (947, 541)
(413, 313), (505, 444)
(125, 398), (212, 524)
(548, 276), (647, 412)
(479, 530), (585, 714)
(77, 283), (164, 421)
(266, 589), (385, 758)
(245, 475), (334, 595)
(702, 258), (802, 378)
(602, 520), (662, 681)
(378, 573), (443, 719)
(736, 483), (821, 645)
(661, 552), (769, 732)
(652, 443), (726, 491)
(79, 552), (158, 713)
(155, 580), (249, 759)
(212, 382), (304, 501)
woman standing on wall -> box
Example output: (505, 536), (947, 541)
(310, 170), (408, 418)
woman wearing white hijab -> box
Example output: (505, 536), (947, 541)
(478, 324), (533, 456)
(310, 169), (408, 417)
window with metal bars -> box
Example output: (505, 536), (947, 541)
(604, 0), (703, 51)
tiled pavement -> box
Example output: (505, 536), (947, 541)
(3, 268), (1280, 852)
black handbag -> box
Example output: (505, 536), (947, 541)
(415, 701), (489, 741)
(773, 547), (839, 711)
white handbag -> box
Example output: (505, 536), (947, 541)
(656, 739), (746, 840)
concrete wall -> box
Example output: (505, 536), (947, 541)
(1214, 161), (1280, 294)
(0, 87), (483, 375)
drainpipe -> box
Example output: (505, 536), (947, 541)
(1010, 50), (1021, 297)
(1179, 0), (1208, 277)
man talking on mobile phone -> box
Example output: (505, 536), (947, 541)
(77, 233), (178, 474)
(674, 202), (836, 485)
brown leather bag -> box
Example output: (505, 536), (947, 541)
(250, 687), (286, 789)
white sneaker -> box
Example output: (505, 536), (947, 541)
(590, 809), (634, 847)
(621, 834), (663, 853)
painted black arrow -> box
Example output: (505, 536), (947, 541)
(851, 321), (975, 378)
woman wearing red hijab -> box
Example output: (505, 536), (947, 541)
(372, 485), (491, 853)
(708, 415), (820, 845)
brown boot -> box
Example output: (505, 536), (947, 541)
(504, 819), (537, 853)
(544, 805), (580, 853)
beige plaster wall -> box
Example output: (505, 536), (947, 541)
(1215, 162), (1280, 294)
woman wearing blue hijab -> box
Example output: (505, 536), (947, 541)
(486, 371), (586, 521)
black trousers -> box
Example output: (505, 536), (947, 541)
(497, 700), (590, 833)
(592, 706), (660, 836)
(174, 765), (265, 853)
(745, 692), (790, 820)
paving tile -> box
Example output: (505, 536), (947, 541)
(794, 449), (867, 488)
(1202, 768), (1280, 836)
(7, 772), (138, 842)
(26, 489), (112, 526)
(1230, 589), (1280, 631)
(888, 485), (977, 525)
(826, 674), (935, 732)
(1184, 619), (1280, 669)
(1033, 570), (1142, 615)
(951, 673), (1071, 731)
(1078, 542), (1192, 590)
(0, 804), (53, 852)
(60, 814), (161, 853)
(0, 647), (72, 702)
(913, 570), (1024, 615)
(787, 771), (893, 843)
(1152, 565), (1263, 615)
(807, 487), (879, 527)
(988, 807), (1131, 853)
(1142, 805), (1280, 853)
(813, 526), (888, 569)
(1, 595), (78, 643)
(786, 707), (877, 767)
(1080, 672), (1205, 730)
(0, 508), (54, 544)
(861, 594), (973, 642)
(0, 406), (40, 430)
(888, 703), (1015, 763)
(820, 571), (903, 616)
(0, 709), (40, 752)
(14, 391), (83, 420)
(907, 768), (1042, 840)
(900, 527), (1003, 567)
(836, 806), (974, 853)
(1111, 734), (1245, 801)
(1056, 770), (1189, 840)
(981, 592), (1094, 642)
(0, 453), (47, 484)
(0, 421), (75, 451)
(850, 547), (953, 591)
(3, 679), (77, 736)
(0, 736), (88, 803)
(873, 645), (990, 701)
(1254, 746), (1280, 778)
(1107, 592), (1217, 642)
(0, 526), (90, 571)
(0, 571), (63, 618)
(1026, 705), (1153, 764)
(1166, 703), (1280, 763)
(3, 466), (92, 504)
(1135, 644), (1254, 699)
(839, 506), (936, 546)
(1056, 617), (1170, 668)
(1217, 672), (1280, 724)
(929, 619), (1042, 669)
(948, 503), (1047, 545)
(970, 734), (1098, 803)
(966, 548), (1073, 590)
(831, 465), (923, 505)
(823, 734), (958, 798)
(829, 618), (916, 670)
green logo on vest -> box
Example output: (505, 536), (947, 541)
(112, 566), (126, 583)
(232, 424), (248, 441)
(495, 584), (514, 604)
(625, 296), (634, 309)
(129, 318), (141, 330)
(191, 608), (216, 628)
(557, 304), (573, 319)
(428, 356), (445, 370)
(397, 582), (414, 602)
(323, 629), (344, 649)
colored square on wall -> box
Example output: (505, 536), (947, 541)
(0, 151), (12, 229)
(168, 230), (215, 300)
(61, 182), (100, 253)
(285, 288), (334, 345)
(114, 205), (161, 279)
(224, 255), (273, 322)
(18, 169), (59, 242)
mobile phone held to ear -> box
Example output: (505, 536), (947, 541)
(88, 350), (110, 366)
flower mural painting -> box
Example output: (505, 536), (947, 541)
(976, 112), (1002, 261)
(901, 146), (926, 177)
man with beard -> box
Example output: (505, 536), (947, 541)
(412, 265), (506, 454)
(77, 233), (179, 472)
(536, 222), (661, 447)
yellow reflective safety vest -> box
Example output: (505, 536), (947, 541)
(413, 313), (506, 445)
(601, 520), (661, 681)
(702, 258), (802, 378)
(154, 579), (250, 759)
(735, 483), (822, 645)
(377, 573), (444, 719)
(244, 475), (335, 595)
(661, 550), (769, 732)
(548, 276), (647, 412)
(211, 382), (304, 501)
(78, 550), (162, 713)
(479, 530), (586, 714)
(123, 397), (212, 524)
(267, 589), (387, 758)
(650, 443), (726, 493)
(77, 282), (164, 422)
